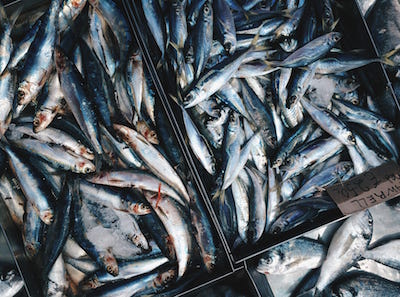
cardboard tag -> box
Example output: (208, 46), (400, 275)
(326, 161), (400, 215)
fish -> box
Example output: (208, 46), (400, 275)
(0, 270), (24, 297)
(88, 7), (117, 78)
(114, 124), (190, 204)
(182, 107), (216, 175)
(257, 237), (327, 275)
(331, 271), (400, 297)
(58, 0), (87, 33)
(4, 143), (55, 225)
(301, 97), (356, 146)
(214, 0), (237, 54)
(17, 0), (61, 106)
(88, 0), (132, 70)
(145, 193), (192, 279)
(33, 72), (66, 132)
(315, 210), (373, 294)
(273, 32), (342, 68)
(56, 46), (103, 159)
(141, 0), (167, 57)
(79, 38), (115, 132)
(363, 239), (400, 270)
(0, 70), (16, 136)
(0, 3), (20, 75)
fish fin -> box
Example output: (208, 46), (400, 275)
(340, 236), (355, 257)
(380, 45), (400, 66)
(353, 262), (361, 269)
(249, 26), (263, 50)
(281, 8), (297, 19)
(330, 47), (344, 53)
(330, 18), (340, 31)
(168, 93), (181, 106)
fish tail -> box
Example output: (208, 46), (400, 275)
(380, 45), (400, 66)
(329, 18), (340, 31)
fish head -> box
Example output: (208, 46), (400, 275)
(33, 110), (54, 132)
(256, 250), (283, 274)
(328, 32), (342, 46)
(223, 32), (237, 55)
(80, 276), (100, 291)
(2, 270), (17, 281)
(114, 124), (134, 143)
(338, 162), (353, 174)
(341, 130), (356, 146)
(17, 81), (40, 105)
(203, 1), (213, 19)
(24, 241), (40, 258)
(131, 233), (150, 251)
(184, 88), (200, 107)
(129, 202), (152, 215)
(378, 120), (395, 132)
(358, 210), (373, 238)
(280, 38), (298, 53)
(75, 160), (96, 174)
(275, 23), (292, 39)
(203, 253), (217, 273)
(101, 252), (119, 276)
(69, 0), (85, 9)
(154, 269), (176, 288)
(137, 121), (159, 144)
(281, 154), (297, 172)
(40, 209), (54, 225)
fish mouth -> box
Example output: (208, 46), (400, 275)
(24, 243), (39, 258)
(33, 112), (51, 132)
(17, 82), (37, 105)
(40, 210), (54, 225)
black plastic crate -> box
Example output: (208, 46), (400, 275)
(0, 0), (234, 296)
(123, 0), (400, 265)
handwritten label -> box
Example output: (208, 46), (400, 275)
(326, 161), (400, 215)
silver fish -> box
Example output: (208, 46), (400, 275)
(315, 210), (373, 294)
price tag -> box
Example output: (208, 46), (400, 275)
(326, 161), (400, 215)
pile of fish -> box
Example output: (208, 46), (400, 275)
(139, 0), (400, 248)
(256, 202), (400, 296)
(0, 0), (220, 296)
(0, 270), (24, 297)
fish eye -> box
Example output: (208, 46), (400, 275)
(84, 166), (92, 174)
(351, 99), (359, 105)
(347, 134), (355, 143)
(382, 122), (394, 130)
(18, 90), (25, 100)
(204, 5), (210, 13)
(185, 93), (193, 102)
(285, 158), (293, 166)
(288, 95), (297, 106)
(224, 42), (233, 54)
(33, 118), (40, 127)
(266, 257), (272, 264)
(333, 34), (341, 42)
(368, 218), (373, 225)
